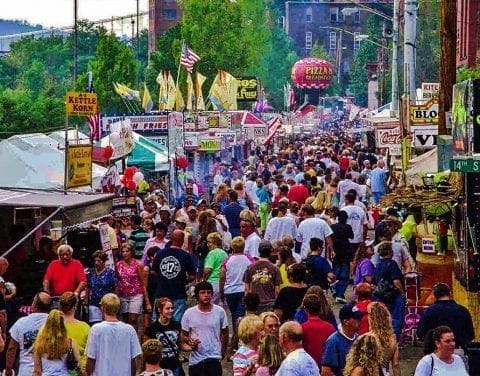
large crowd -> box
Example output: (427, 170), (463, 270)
(0, 134), (476, 375)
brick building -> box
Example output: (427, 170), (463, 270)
(456, 0), (480, 68)
(148, 0), (182, 54)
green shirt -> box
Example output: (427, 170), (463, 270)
(204, 247), (228, 283)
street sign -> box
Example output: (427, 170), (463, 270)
(449, 158), (480, 173)
(66, 92), (98, 116)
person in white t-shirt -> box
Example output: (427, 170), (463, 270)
(341, 192), (368, 252)
(240, 219), (261, 259)
(297, 204), (333, 259)
(181, 281), (229, 375)
(264, 201), (298, 242)
(86, 293), (142, 376)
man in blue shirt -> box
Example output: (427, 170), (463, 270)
(369, 159), (387, 204)
(223, 190), (243, 237)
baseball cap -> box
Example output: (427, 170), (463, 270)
(187, 206), (197, 212)
(339, 304), (364, 321)
(175, 216), (188, 224)
(159, 205), (171, 213)
(365, 239), (375, 247)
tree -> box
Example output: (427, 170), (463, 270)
(348, 42), (378, 107)
(311, 42), (333, 63)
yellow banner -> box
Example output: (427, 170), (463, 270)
(66, 92), (98, 116)
(198, 139), (221, 151)
(66, 144), (93, 189)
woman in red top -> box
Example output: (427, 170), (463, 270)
(116, 243), (150, 332)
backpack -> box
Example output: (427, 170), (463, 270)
(373, 260), (400, 303)
(303, 255), (329, 289)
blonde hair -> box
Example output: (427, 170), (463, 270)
(206, 232), (223, 248)
(100, 293), (120, 316)
(33, 309), (68, 360)
(237, 315), (264, 344)
(231, 236), (245, 253)
(367, 302), (394, 348)
(343, 333), (382, 376)
(257, 334), (284, 374)
(302, 285), (334, 323)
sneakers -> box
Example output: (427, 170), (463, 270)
(335, 296), (347, 304)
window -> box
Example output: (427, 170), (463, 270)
(306, 7), (312, 23)
(306, 32), (313, 50)
(338, 9), (345, 23)
(162, 9), (177, 20)
(354, 10), (361, 24)
(354, 32), (361, 51)
(278, 16), (285, 29)
(329, 31), (337, 52)
(330, 7), (338, 22)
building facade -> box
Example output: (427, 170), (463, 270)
(456, 0), (480, 68)
(148, 0), (182, 54)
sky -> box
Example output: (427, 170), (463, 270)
(0, 0), (148, 28)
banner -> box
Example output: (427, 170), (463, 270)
(451, 81), (470, 156)
(102, 115), (168, 133)
(66, 144), (93, 188)
(167, 112), (184, 156)
(236, 77), (258, 101)
(198, 138), (221, 152)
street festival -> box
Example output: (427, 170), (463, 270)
(0, 1), (478, 375)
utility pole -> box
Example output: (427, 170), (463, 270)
(438, 0), (457, 135)
(390, 0), (399, 116)
(73, 0), (78, 86)
(404, 0), (418, 101)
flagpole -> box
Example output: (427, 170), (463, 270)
(175, 40), (185, 89)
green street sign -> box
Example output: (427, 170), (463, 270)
(450, 158), (480, 173)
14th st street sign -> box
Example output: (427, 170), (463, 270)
(450, 158), (480, 173)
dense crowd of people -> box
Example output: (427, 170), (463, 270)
(0, 135), (476, 375)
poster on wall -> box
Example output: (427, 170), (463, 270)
(375, 127), (402, 156)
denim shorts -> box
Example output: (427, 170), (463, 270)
(120, 294), (144, 314)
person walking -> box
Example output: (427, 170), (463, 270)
(368, 160), (387, 204)
(255, 334), (284, 376)
(297, 204), (334, 260)
(203, 232), (228, 304)
(139, 339), (174, 376)
(342, 333), (382, 376)
(85, 293), (142, 376)
(181, 281), (229, 376)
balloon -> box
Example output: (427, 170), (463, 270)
(176, 156), (188, 169)
(109, 132), (121, 145)
(124, 167), (136, 179)
(126, 180), (137, 191)
(291, 58), (334, 90)
(103, 146), (113, 159)
(133, 171), (145, 184)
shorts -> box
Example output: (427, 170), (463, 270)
(120, 294), (144, 314)
(89, 305), (103, 323)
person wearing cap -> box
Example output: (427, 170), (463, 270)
(158, 205), (176, 239)
(282, 163), (296, 181)
(185, 206), (199, 241)
(360, 159), (372, 180)
(276, 321), (319, 375)
(173, 216), (192, 253)
(321, 304), (363, 376)
(175, 184), (199, 210)
(387, 215), (414, 273)
(140, 197), (161, 223)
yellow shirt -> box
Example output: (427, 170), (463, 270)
(279, 264), (291, 290)
(65, 320), (91, 367)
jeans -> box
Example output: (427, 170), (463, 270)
(225, 292), (245, 328)
(332, 262), (350, 299)
(173, 298), (187, 323)
(386, 294), (406, 340)
(372, 191), (385, 204)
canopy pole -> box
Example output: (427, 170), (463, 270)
(1, 206), (64, 258)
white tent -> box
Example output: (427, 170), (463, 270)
(405, 148), (439, 186)
(0, 133), (106, 190)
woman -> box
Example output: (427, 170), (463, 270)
(144, 298), (191, 376)
(294, 285), (337, 328)
(86, 250), (118, 324)
(212, 202), (231, 251)
(59, 292), (90, 368)
(195, 212), (218, 278)
(276, 245), (296, 290)
(143, 219), (155, 238)
(116, 243), (150, 332)
(273, 263), (309, 323)
(232, 315), (264, 376)
(255, 334), (284, 376)
(352, 241), (375, 286)
(213, 183), (229, 210)
(367, 302), (400, 376)
(143, 222), (169, 261)
(414, 326), (468, 376)
(343, 333), (382, 376)
(33, 309), (83, 376)
(234, 181), (252, 210)
(113, 219), (128, 248)
(203, 232), (228, 304)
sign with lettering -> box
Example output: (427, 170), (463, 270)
(376, 127), (401, 156)
(236, 77), (258, 101)
(146, 135), (168, 149)
(215, 132), (236, 148)
(198, 138), (221, 152)
(66, 92), (98, 116)
(412, 125), (438, 148)
(66, 144), (93, 188)
(421, 83), (440, 100)
(450, 158), (480, 173)
(101, 115), (168, 132)
(184, 133), (199, 149)
(410, 98), (439, 125)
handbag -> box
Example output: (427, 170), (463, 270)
(65, 339), (79, 372)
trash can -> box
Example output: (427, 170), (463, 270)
(465, 342), (480, 375)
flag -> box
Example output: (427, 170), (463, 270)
(113, 82), (128, 99)
(186, 73), (194, 111)
(175, 85), (184, 111)
(87, 112), (100, 142)
(208, 70), (238, 111)
(196, 72), (207, 110)
(166, 71), (176, 110)
(119, 83), (140, 102)
(156, 71), (168, 110)
(180, 41), (200, 74)
(142, 83), (153, 113)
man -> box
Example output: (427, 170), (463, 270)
(369, 159), (387, 204)
(301, 294), (336, 367)
(129, 214), (150, 259)
(243, 240), (281, 313)
(264, 201), (298, 242)
(223, 190), (243, 238)
(5, 292), (51, 376)
(86, 293), (142, 376)
(276, 321), (319, 375)
(287, 179), (310, 207)
(387, 216), (414, 273)
(43, 244), (87, 298)
(337, 173), (360, 205)
(282, 163), (296, 181)
(159, 204), (176, 239)
(304, 238), (335, 290)
(297, 204), (334, 259)
(152, 229), (196, 322)
(321, 304), (363, 376)
(341, 192), (368, 253)
(360, 160), (372, 180)
(176, 183), (199, 209)
(417, 282), (474, 349)
(240, 218), (261, 259)
(98, 215), (119, 257)
(181, 281), (229, 376)
(140, 197), (160, 223)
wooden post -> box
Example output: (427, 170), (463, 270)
(438, 0), (457, 135)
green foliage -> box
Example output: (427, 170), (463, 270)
(348, 41), (378, 107)
(457, 66), (480, 83)
(416, 0), (440, 83)
(310, 42), (333, 63)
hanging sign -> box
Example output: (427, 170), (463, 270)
(66, 144), (93, 188)
(66, 92), (98, 116)
(198, 138), (221, 151)
(236, 77), (258, 101)
(410, 98), (439, 125)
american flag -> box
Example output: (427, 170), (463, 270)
(180, 42), (200, 74)
(87, 113), (100, 142)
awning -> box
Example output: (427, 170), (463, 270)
(263, 117), (282, 146)
(126, 132), (169, 172)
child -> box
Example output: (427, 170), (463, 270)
(139, 339), (173, 376)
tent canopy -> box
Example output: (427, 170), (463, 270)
(405, 148), (439, 186)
